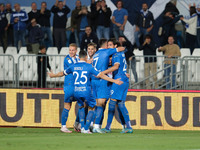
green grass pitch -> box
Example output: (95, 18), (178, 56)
(0, 127), (200, 150)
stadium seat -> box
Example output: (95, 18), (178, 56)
(18, 55), (37, 81)
(0, 46), (4, 54)
(47, 47), (58, 55)
(60, 47), (69, 55)
(133, 49), (144, 81)
(19, 47), (28, 55)
(192, 48), (200, 56)
(180, 48), (190, 58)
(77, 47), (80, 54)
(5, 47), (17, 55)
(156, 50), (164, 80)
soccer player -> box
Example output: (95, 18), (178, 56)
(106, 39), (126, 131)
(102, 40), (133, 133)
(87, 42), (97, 64)
(48, 50), (123, 134)
(92, 38), (125, 133)
(60, 43), (79, 133)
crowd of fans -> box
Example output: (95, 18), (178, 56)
(0, 0), (199, 54)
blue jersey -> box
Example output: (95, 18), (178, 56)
(63, 61), (100, 95)
(112, 52), (129, 82)
(92, 48), (118, 80)
(63, 54), (79, 86)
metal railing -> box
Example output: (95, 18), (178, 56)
(1, 54), (200, 90)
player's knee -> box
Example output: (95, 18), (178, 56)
(118, 101), (125, 108)
(64, 102), (72, 110)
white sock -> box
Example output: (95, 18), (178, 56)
(94, 124), (100, 129)
(62, 125), (66, 128)
(90, 122), (94, 127)
(122, 124), (126, 130)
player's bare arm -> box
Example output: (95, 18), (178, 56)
(102, 63), (120, 75)
(98, 73), (123, 85)
(48, 71), (64, 78)
(117, 47), (125, 52)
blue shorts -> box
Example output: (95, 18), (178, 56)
(110, 81), (129, 101)
(92, 79), (110, 99)
(64, 86), (76, 103)
(74, 91), (96, 108)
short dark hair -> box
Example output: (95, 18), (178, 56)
(108, 38), (117, 45)
(41, 1), (47, 5)
(99, 38), (107, 47)
(168, 35), (174, 38)
(116, 0), (123, 7)
(190, 6), (196, 16)
(145, 34), (152, 40)
(79, 50), (87, 58)
(39, 45), (46, 50)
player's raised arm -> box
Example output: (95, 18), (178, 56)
(97, 72), (123, 85)
(48, 71), (64, 78)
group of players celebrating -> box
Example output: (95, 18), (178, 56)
(48, 38), (133, 134)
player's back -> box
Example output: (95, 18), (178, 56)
(112, 52), (129, 82)
(71, 61), (99, 95)
(92, 48), (117, 74)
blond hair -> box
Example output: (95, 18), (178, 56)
(69, 43), (77, 49)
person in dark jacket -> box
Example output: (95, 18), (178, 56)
(28, 19), (44, 54)
(80, 26), (98, 51)
(71, 0), (82, 47)
(160, 12), (182, 46)
(28, 2), (40, 23)
(5, 3), (14, 47)
(11, 3), (28, 51)
(93, 0), (112, 40)
(134, 3), (154, 48)
(139, 34), (158, 89)
(37, 45), (52, 88)
(51, 0), (70, 52)
(0, 3), (8, 51)
(38, 2), (53, 47)
(75, 5), (92, 45)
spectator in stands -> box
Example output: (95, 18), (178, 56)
(38, 2), (53, 47)
(118, 36), (138, 84)
(160, 12), (182, 46)
(28, 2), (40, 23)
(93, 0), (112, 40)
(0, 3), (8, 52)
(71, 0), (82, 47)
(5, 3), (14, 47)
(134, 3), (154, 48)
(139, 34), (158, 89)
(80, 26), (98, 51)
(28, 19), (44, 54)
(111, 0), (128, 40)
(51, 0), (70, 52)
(90, 0), (101, 32)
(158, 36), (181, 90)
(37, 45), (52, 88)
(196, 4), (200, 48)
(180, 6), (198, 55)
(11, 3), (28, 51)
(75, 6), (92, 45)
(163, 0), (179, 16)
